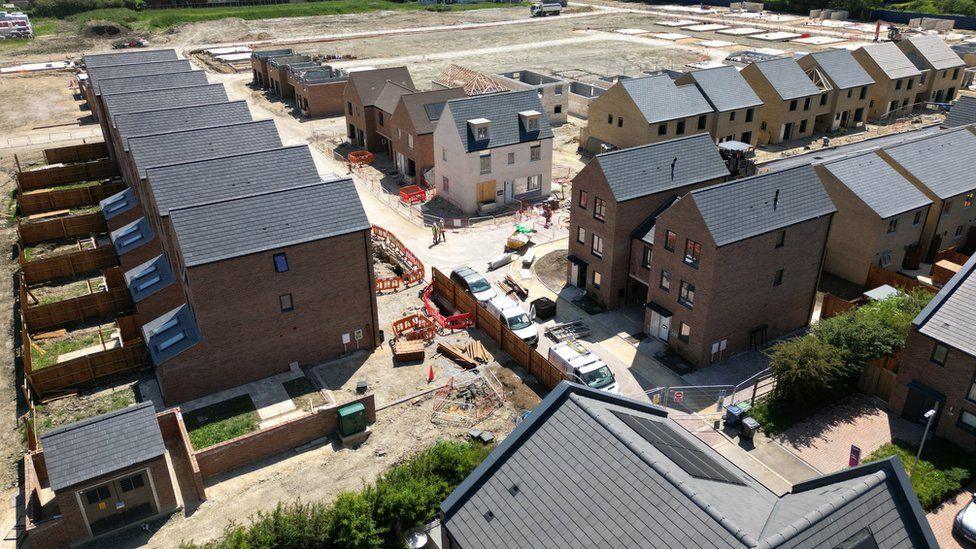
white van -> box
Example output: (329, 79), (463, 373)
(547, 341), (620, 395)
(486, 296), (539, 346)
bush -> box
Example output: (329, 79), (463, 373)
(866, 439), (976, 510)
(769, 335), (851, 404)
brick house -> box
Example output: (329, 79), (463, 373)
(876, 126), (976, 261)
(740, 57), (828, 144)
(83, 59), (193, 121)
(92, 70), (207, 127)
(566, 134), (730, 310)
(579, 74), (714, 154)
(898, 35), (966, 104)
(432, 90), (553, 215)
(645, 165), (836, 366)
(291, 66), (348, 118)
(797, 49), (874, 133)
(383, 87), (467, 185)
(342, 66), (415, 150)
(815, 150), (932, 285)
(249, 48), (293, 89)
(674, 65), (763, 145)
(372, 80), (423, 161)
(851, 43), (922, 121)
(889, 254), (976, 452)
(492, 70), (568, 125)
(266, 54), (313, 98)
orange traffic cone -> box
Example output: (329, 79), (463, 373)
(427, 364), (435, 383)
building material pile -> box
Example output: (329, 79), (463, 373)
(431, 367), (504, 425)
(497, 275), (528, 301)
(464, 340), (491, 364)
(392, 338), (425, 362)
(438, 342), (477, 368)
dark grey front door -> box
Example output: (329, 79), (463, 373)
(902, 383), (944, 427)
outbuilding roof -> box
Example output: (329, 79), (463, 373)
(819, 150), (931, 218)
(82, 49), (177, 68)
(40, 402), (165, 492)
(112, 100), (252, 151)
(806, 49), (875, 90)
(619, 74), (713, 123)
(446, 90), (553, 152)
(902, 35), (965, 71)
(594, 133), (729, 202)
(858, 42), (921, 80)
(102, 83), (229, 121)
(685, 65), (763, 112)
(750, 57), (820, 100)
(127, 119), (281, 179)
(944, 96), (976, 128)
(346, 66), (414, 107)
(87, 59), (193, 92)
(914, 254), (976, 357)
(881, 126), (976, 199)
(690, 164), (836, 246)
(96, 70), (208, 97)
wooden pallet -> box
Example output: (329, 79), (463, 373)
(392, 338), (425, 362)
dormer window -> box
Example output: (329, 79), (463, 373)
(477, 127), (489, 140)
(468, 118), (491, 141)
(519, 110), (541, 132)
(125, 255), (174, 302)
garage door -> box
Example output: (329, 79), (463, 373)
(80, 470), (157, 537)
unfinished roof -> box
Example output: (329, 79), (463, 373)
(346, 66), (415, 107)
(250, 48), (293, 60)
(914, 254), (976, 357)
(113, 100), (252, 151)
(751, 57), (821, 100)
(690, 164), (837, 246)
(82, 49), (177, 68)
(619, 74), (713, 123)
(820, 151), (931, 218)
(295, 66), (347, 85)
(594, 134), (729, 202)
(632, 196), (679, 244)
(902, 35), (965, 71)
(944, 95), (976, 128)
(268, 53), (311, 69)
(40, 402), (165, 492)
(96, 70), (209, 97)
(398, 87), (467, 135)
(881, 126), (976, 199)
(87, 59), (193, 92)
(102, 83), (229, 121)
(433, 64), (507, 96)
(858, 42), (922, 80)
(685, 65), (762, 112)
(374, 80), (417, 115)
(146, 146), (322, 216)
(445, 90), (553, 153)
(169, 180), (369, 267)
(807, 49), (875, 90)
(128, 119), (281, 179)
(441, 382), (937, 549)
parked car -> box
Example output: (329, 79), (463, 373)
(547, 341), (620, 395)
(485, 296), (538, 346)
(450, 266), (496, 303)
(954, 493), (976, 545)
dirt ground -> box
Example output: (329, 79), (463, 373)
(0, 74), (87, 134)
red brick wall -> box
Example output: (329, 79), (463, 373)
(195, 393), (376, 479)
(294, 79), (345, 118)
(156, 409), (207, 502)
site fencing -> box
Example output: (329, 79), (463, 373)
(42, 142), (109, 165)
(371, 225), (425, 292)
(17, 158), (117, 192)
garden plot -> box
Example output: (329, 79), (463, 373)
(29, 321), (118, 370)
(183, 394), (260, 450)
(32, 380), (139, 435)
(25, 275), (103, 306)
(22, 234), (108, 262)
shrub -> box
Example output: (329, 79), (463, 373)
(769, 335), (851, 404)
(866, 439), (975, 510)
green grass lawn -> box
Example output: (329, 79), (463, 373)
(867, 439), (976, 511)
(31, 327), (115, 369)
(184, 394), (260, 450)
(30, 387), (135, 436)
(283, 376), (327, 411)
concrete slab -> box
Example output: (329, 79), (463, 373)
(718, 27), (764, 36)
(754, 31), (804, 41)
(791, 35), (846, 45)
(651, 32), (695, 41)
(685, 24), (730, 32)
(615, 28), (649, 35)
(656, 19), (698, 27)
(696, 40), (736, 48)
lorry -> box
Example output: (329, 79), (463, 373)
(547, 341), (620, 395)
(485, 296), (539, 346)
(530, 2), (562, 17)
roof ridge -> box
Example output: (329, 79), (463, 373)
(595, 133), (709, 159)
(128, 118), (272, 143)
(913, 253), (976, 328)
(102, 82), (221, 100)
(96, 69), (199, 85)
(40, 401), (154, 439)
(691, 163), (810, 196)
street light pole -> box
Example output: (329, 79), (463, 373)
(912, 402), (940, 476)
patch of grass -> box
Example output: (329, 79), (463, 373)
(31, 327), (115, 370)
(30, 387), (136, 436)
(283, 377), (327, 411)
(184, 394), (259, 450)
(866, 438), (976, 511)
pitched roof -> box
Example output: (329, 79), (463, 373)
(146, 146), (321, 216)
(127, 119), (281, 179)
(751, 57), (820, 100)
(858, 42), (921, 80)
(397, 87), (467, 135)
(686, 65), (763, 112)
(944, 95), (976, 128)
(40, 402), (165, 492)
(374, 80), (417, 115)
(881, 126), (976, 199)
(441, 382), (938, 549)
(112, 100), (252, 152)
(690, 164), (837, 246)
(96, 70), (208, 97)
(169, 180), (369, 267)
(903, 35), (965, 71)
(594, 134), (729, 202)
(102, 84), (229, 121)
(619, 74), (713, 123)
(807, 49), (875, 90)
(347, 66), (414, 107)
(819, 150), (931, 218)
(82, 49), (177, 68)
(87, 59), (193, 92)
(914, 254), (976, 357)
(445, 90), (554, 152)
(632, 195), (678, 244)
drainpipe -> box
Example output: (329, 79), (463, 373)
(810, 213), (834, 325)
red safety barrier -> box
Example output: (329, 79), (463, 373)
(399, 185), (427, 205)
(421, 284), (472, 331)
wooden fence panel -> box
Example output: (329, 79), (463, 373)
(454, 289), (477, 317)
(476, 307), (502, 342)
(42, 142), (109, 165)
(18, 159), (118, 192)
(26, 342), (149, 399)
(934, 247), (970, 266)
(18, 213), (107, 245)
(22, 288), (133, 333)
(19, 180), (125, 215)
(821, 293), (857, 319)
(20, 245), (119, 285)
(858, 362), (897, 401)
(865, 264), (933, 292)
(500, 328), (530, 368)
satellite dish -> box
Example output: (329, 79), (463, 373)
(406, 529), (428, 549)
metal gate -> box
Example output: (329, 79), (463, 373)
(643, 385), (734, 418)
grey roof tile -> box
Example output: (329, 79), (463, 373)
(620, 74), (713, 123)
(87, 59), (193, 92)
(347, 66), (414, 107)
(127, 119), (281, 179)
(102, 84), (229, 121)
(859, 42), (921, 80)
(752, 57), (821, 100)
(169, 179), (369, 267)
(807, 49), (875, 90)
(819, 151), (931, 218)
(690, 164), (836, 246)
(96, 70), (208, 97)
(687, 65), (763, 112)
(82, 49), (177, 68)
(595, 133), (730, 202)
(903, 35), (965, 71)
(446, 90), (554, 152)
(112, 100), (252, 151)
(40, 402), (165, 492)
(944, 96), (976, 128)
(914, 254), (976, 357)
(374, 80), (417, 115)
(881, 126), (976, 199)
(399, 87), (466, 135)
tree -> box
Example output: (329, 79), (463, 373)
(769, 336), (849, 404)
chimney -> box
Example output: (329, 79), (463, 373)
(671, 156), (677, 180)
(773, 189), (780, 210)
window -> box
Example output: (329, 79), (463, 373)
(592, 271), (602, 288)
(658, 123), (667, 136)
(642, 247), (652, 269)
(578, 190), (588, 209)
(116, 223), (142, 248)
(683, 239), (701, 268)
(965, 193), (974, 209)
(729, 111), (736, 122)
(593, 198), (606, 221)
(678, 280), (695, 308)
(919, 73), (925, 84)
(859, 86), (867, 100)
(133, 265), (161, 293)
(476, 126), (489, 140)
(878, 250), (892, 267)
(943, 200), (953, 216)
(526, 116), (540, 131)
(775, 230), (785, 248)
(527, 174), (542, 192)
(378, 111), (384, 126)
(678, 322), (691, 343)
(955, 225), (965, 239)
(617, 117), (623, 127)
(659, 270), (671, 291)
(960, 410), (976, 436)
(576, 226), (585, 244)
(821, 93), (828, 106)
(804, 97), (811, 111)
(347, 101), (353, 115)
(508, 152), (515, 165)
(407, 134), (413, 149)
(480, 153), (491, 174)
(969, 376), (976, 403)
(591, 234), (604, 258)
(942, 70), (948, 78)
(442, 176), (450, 194)
(85, 486), (111, 505)
(746, 108), (754, 123)
(887, 218), (898, 234)
(397, 128), (402, 139)
(773, 269), (784, 286)
(273, 253), (289, 273)
(664, 230), (676, 252)
(789, 99), (798, 111)
(120, 474), (145, 493)
(931, 343), (949, 365)
(607, 114), (613, 124)
(953, 68), (960, 80)
(698, 114), (707, 129)
(676, 121), (685, 135)
(530, 144), (541, 162)
(157, 331), (187, 352)
(913, 210), (923, 225)
(442, 148), (447, 161)
(280, 293), (294, 312)
(799, 119), (808, 133)
(555, 85), (563, 95)
(846, 89), (852, 99)
(895, 79), (902, 90)
(907, 78), (914, 90)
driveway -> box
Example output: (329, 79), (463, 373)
(928, 484), (976, 549)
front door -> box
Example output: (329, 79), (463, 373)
(648, 311), (671, 341)
(710, 339), (728, 363)
(570, 263), (579, 287)
(504, 181), (514, 204)
(80, 470), (158, 537)
(749, 325), (767, 350)
(782, 122), (794, 141)
(902, 383), (944, 427)
(840, 110), (849, 127)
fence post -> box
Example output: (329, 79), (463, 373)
(750, 381), (759, 407)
